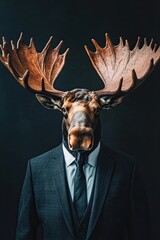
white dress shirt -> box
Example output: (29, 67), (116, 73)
(62, 143), (100, 203)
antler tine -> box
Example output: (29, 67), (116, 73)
(37, 37), (53, 73)
(29, 37), (37, 51)
(85, 34), (160, 102)
(105, 33), (114, 50)
(11, 40), (16, 50)
(125, 39), (130, 49)
(41, 36), (53, 55)
(2, 37), (7, 48)
(144, 37), (148, 46)
(49, 45), (69, 89)
(17, 32), (24, 49)
(91, 38), (103, 51)
(0, 34), (69, 98)
(119, 36), (124, 47)
(1, 37), (10, 57)
(153, 43), (157, 52)
(135, 36), (140, 48)
(84, 43), (104, 84)
(149, 38), (153, 47)
(55, 39), (64, 51)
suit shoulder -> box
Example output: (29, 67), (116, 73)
(101, 143), (136, 167)
(29, 144), (62, 168)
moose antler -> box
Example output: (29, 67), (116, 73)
(0, 33), (69, 97)
(85, 34), (160, 99)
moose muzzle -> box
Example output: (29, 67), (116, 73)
(68, 111), (94, 151)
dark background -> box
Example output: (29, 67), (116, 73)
(0, 0), (160, 239)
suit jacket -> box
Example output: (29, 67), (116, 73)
(16, 143), (152, 240)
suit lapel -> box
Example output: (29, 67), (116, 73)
(51, 144), (75, 238)
(86, 144), (115, 239)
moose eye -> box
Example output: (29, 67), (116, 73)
(62, 106), (70, 112)
(61, 107), (66, 113)
(61, 107), (69, 118)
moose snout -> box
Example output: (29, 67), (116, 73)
(68, 126), (94, 151)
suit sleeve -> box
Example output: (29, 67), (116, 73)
(128, 160), (153, 240)
(16, 160), (39, 240)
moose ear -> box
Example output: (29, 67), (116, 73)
(35, 94), (62, 111)
(99, 96), (123, 109)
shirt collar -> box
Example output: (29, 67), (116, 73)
(62, 144), (75, 167)
(62, 142), (100, 168)
(88, 142), (100, 167)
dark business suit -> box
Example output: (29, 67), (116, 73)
(16, 143), (152, 240)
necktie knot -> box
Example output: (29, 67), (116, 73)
(76, 153), (88, 168)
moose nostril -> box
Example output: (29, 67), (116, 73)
(68, 126), (94, 151)
(89, 143), (92, 149)
(68, 133), (79, 150)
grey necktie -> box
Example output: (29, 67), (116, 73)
(73, 152), (88, 222)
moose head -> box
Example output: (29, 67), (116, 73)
(0, 33), (160, 152)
